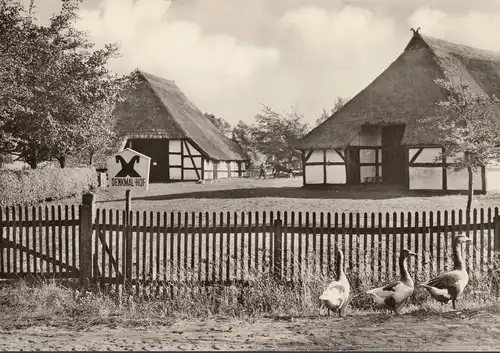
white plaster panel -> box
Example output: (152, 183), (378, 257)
(183, 158), (194, 169)
(305, 165), (324, 184)
(447, 168), (482, 191)
(183, 169), (199, 180)
(169, 168), (182, 180)
(409, 167), (442, 189)
(486, 165), (500, 192)
(413, 148), (442, 163)
(169, 140), (181, 153)
(204, 171), (214, 180)
(169, 154), (181, 166)
(325, 149), (344, 163)
(185, 141), (201, 155)
(307, 150), (324, 163)
(326, 165), (346, 184)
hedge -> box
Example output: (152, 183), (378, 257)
(0, 167), (97, 206)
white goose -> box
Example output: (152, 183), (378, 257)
(421, 233), (471, 311)
(366, 249), (417, 315)
(319, 248), (350, 317)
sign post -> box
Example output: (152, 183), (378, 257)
(106, 148), (151, 287)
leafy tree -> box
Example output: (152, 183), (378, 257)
(0, 0), (132, 168)
(251, 105), (309, 166)
(430, 69), (500, 216)
(231, 120), (260, 166)
(204, 113), (232, 139)
(315, 96), (350, 126)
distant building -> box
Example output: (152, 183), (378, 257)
(296, 30), (500, 193)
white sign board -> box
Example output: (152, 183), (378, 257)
(106, 148), (151, 191)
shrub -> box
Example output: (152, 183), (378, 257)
(0, 166), (97, 206)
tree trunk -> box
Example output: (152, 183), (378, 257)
(89, 152), (94, 167)
(466, 166), (474, 223)
(27, 157), (37, 169)
(57, 155), (66, 168)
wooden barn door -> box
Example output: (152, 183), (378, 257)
(381, 125), (406, 186)
(129, 139), (169, 183)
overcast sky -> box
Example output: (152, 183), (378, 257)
(24, 0), (500, 126)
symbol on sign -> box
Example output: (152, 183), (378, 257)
(115, 155), (141, 177)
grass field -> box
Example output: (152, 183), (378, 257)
(48, 177), (500, 215)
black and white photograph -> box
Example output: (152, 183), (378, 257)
(1, 0), (500, 350)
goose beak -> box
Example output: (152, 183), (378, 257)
(409, 251), (417, 257)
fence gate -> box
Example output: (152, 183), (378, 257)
(0, 205), (80, 280)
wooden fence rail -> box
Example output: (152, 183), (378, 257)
(1, 193), (500, 292)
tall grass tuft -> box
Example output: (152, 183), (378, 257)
(1, 260), (500, 327)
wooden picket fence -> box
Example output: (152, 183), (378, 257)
(0, 204), (80, 279)
(1, 194), (500, 292)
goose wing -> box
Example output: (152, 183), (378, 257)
(424, 271), (462, 289)
(382, 281), (402, 291)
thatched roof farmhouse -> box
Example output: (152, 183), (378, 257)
(296, 29), (500, 192)
(112, 70), (249, 182)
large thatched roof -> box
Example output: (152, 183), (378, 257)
(114, 70), (248, 161)
(296, 31), (500, 149)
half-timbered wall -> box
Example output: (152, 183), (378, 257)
(304, 149), (346, 184)
(229, 161), (240, 178)
(166, 140), (203, 181)
(127, 138), (245, 182)
(201, 159), (244, 180)
(204, 159), (214, 180)
(408, 147), (486, 192)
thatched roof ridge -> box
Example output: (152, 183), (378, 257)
(296, 31), (500, 149)
(114, 70), (248, 161)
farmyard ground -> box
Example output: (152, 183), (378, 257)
(2, 308), (500, 351)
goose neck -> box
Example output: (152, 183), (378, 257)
(454, 242), (465, 270)
(399, 256), (412, 285)
(335, 253), (345, 281)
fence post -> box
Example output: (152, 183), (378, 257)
(494, 215), (500, 251)
(80, 192), (94, 289)
(273, 218), (283, 280)
(125, 190), (133, 287)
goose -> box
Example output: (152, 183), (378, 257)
(319, 247), (350, 317)
(421, 233), (471, 311)
(366, 249), (417, 315)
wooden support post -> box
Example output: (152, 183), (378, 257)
(80, 192), (94, 289)
(273, 218), (283, 280)
(494, 215), (500, 251)
(125, 189), (133, 287)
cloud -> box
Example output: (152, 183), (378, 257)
(408, 7), (500, 52)
(75, 0), (280, 121)
(255, 5), (400, 122)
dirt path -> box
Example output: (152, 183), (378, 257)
(1, 309), (500, 351)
